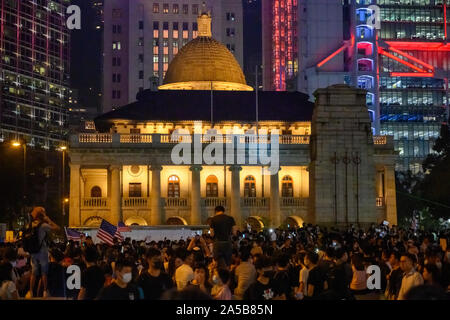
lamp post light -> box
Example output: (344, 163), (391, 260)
(11, 139), (27, 205)
(59, 146), (67, 218)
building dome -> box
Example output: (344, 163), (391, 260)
(159, 12), (253, 91)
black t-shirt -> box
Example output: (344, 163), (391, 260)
(328, 263), (350, 299)
(137, 271), (174, 300)
(47, 262), (66, 297)
(243, 280), (276, 300)
(307, 266), (325, 298)
(97, 282), (140, 300)
(273, 270), (292, 299)
(210, 214), (235, 241)
(81, 265), (105, 300)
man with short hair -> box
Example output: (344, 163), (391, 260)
(234, 247), (256, 299)
(97, 258), (140, 300)
(78, 246), (105, 300)
(209, 206), (237, 269)
(397, 253), (424, 300)
(138, 248), (173, 299)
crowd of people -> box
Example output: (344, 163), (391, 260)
(0, 206), (449, 300)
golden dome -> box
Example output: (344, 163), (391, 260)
(159, 13), (253, 91)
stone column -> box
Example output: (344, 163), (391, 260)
(384, 165), (398, 225)
(229, 166), (242, 228)
(270, 169), (281, 228)
(150, 165), (163, 225)
(110, 165), (122, 225)
(69, 164), (81, 227)
(190, 165), (203, 225)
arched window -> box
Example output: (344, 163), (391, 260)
(244, 176), (256, 198)
(91, 186), (102, 198)
(282, 176), (294, 198)
(168, 175), (180, 198)
(206, 175), (218, 198)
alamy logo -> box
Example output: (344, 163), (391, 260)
(367, 5), (381, 30)
(170, 121), (280, 175)
(66, 5), (81, 30)
(367, 265), (381, 290)
(66, 265), (81, 290)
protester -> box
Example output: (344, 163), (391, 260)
(26, 207), (60, 298)
(209, 206), (237, 269)
(1, 218), (449, 300)
(397, 253), (424, 300)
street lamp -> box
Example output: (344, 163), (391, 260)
(58, 146), (67, 217)
(11, 140), (27, 205)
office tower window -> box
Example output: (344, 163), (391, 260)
(183, 4), (189, 14)
(112, 41), (121, 50)
(153, 55), (159, 71)
(183, 22), (189, 39)
(163, 4), (169, 14)
(193, 22), (198, 38)
(227, 44), (235, 53)
(139, 21), (144, 30)
(153, 39), (159, 54)
(173, 41), (179, 55)
(138, 54), (144, 63)
(226, 12), (235, 21)
(173, 22), (179, 38)
(112, 57), (121, 66)
(139, 70), (144, 79)
(192, 4), (199, 15)
(138, 37), (144, 46)
(112, 9), (122, 18)
(112, 90), (121, 99)
(163, 22), (169, 38)
(112, 25), (122, 33)
(173, 4), (179, 14)
(153, 3), (159, 13)
(163, 39), (169, 55)
(226, 28), (235, 37)
(153, 21), (159, 38)
(112, 74), (121, 83)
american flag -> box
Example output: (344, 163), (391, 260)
(65, 227), (82, 241)
(115, 229), (124, 242)
(118, 221), (131, 232)
(97, 219), (119, 246)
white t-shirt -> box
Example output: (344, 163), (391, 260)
(299, 267), (309, 296)
(175, 264), (194, 291)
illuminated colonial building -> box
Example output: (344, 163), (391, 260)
(68, 12), (398, 230)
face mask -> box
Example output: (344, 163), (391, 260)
(122, 272), (132, 284)
(212, 275), (219, 285)
(152, 260), (163, 269)
(11, 261), (17, 268)
(263, 271), (275, 278)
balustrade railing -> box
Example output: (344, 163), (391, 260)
(165, 198), (189, 207)
(82, 198), (109, 208)
(122, 197), (148, 208)
(241, 197), (269, 208)
(281, 197), (308, 207)
(202, 198), (228, 207)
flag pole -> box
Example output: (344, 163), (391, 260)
(211, 81), (214, 127)
(255, 65), (259, 136)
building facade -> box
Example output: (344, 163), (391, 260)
(262, 0), (450, 172)
(69, 13), (397, 229)
(0, 0), (71, 149)
(102, 0), (244, 112)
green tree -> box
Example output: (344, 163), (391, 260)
(419, 119), (450, 219)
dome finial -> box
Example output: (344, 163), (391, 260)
(197, 3), (212, 37)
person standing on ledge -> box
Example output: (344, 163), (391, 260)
(209, 206), (238, 269)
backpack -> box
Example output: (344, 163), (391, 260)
(22, 222), (44, 254)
